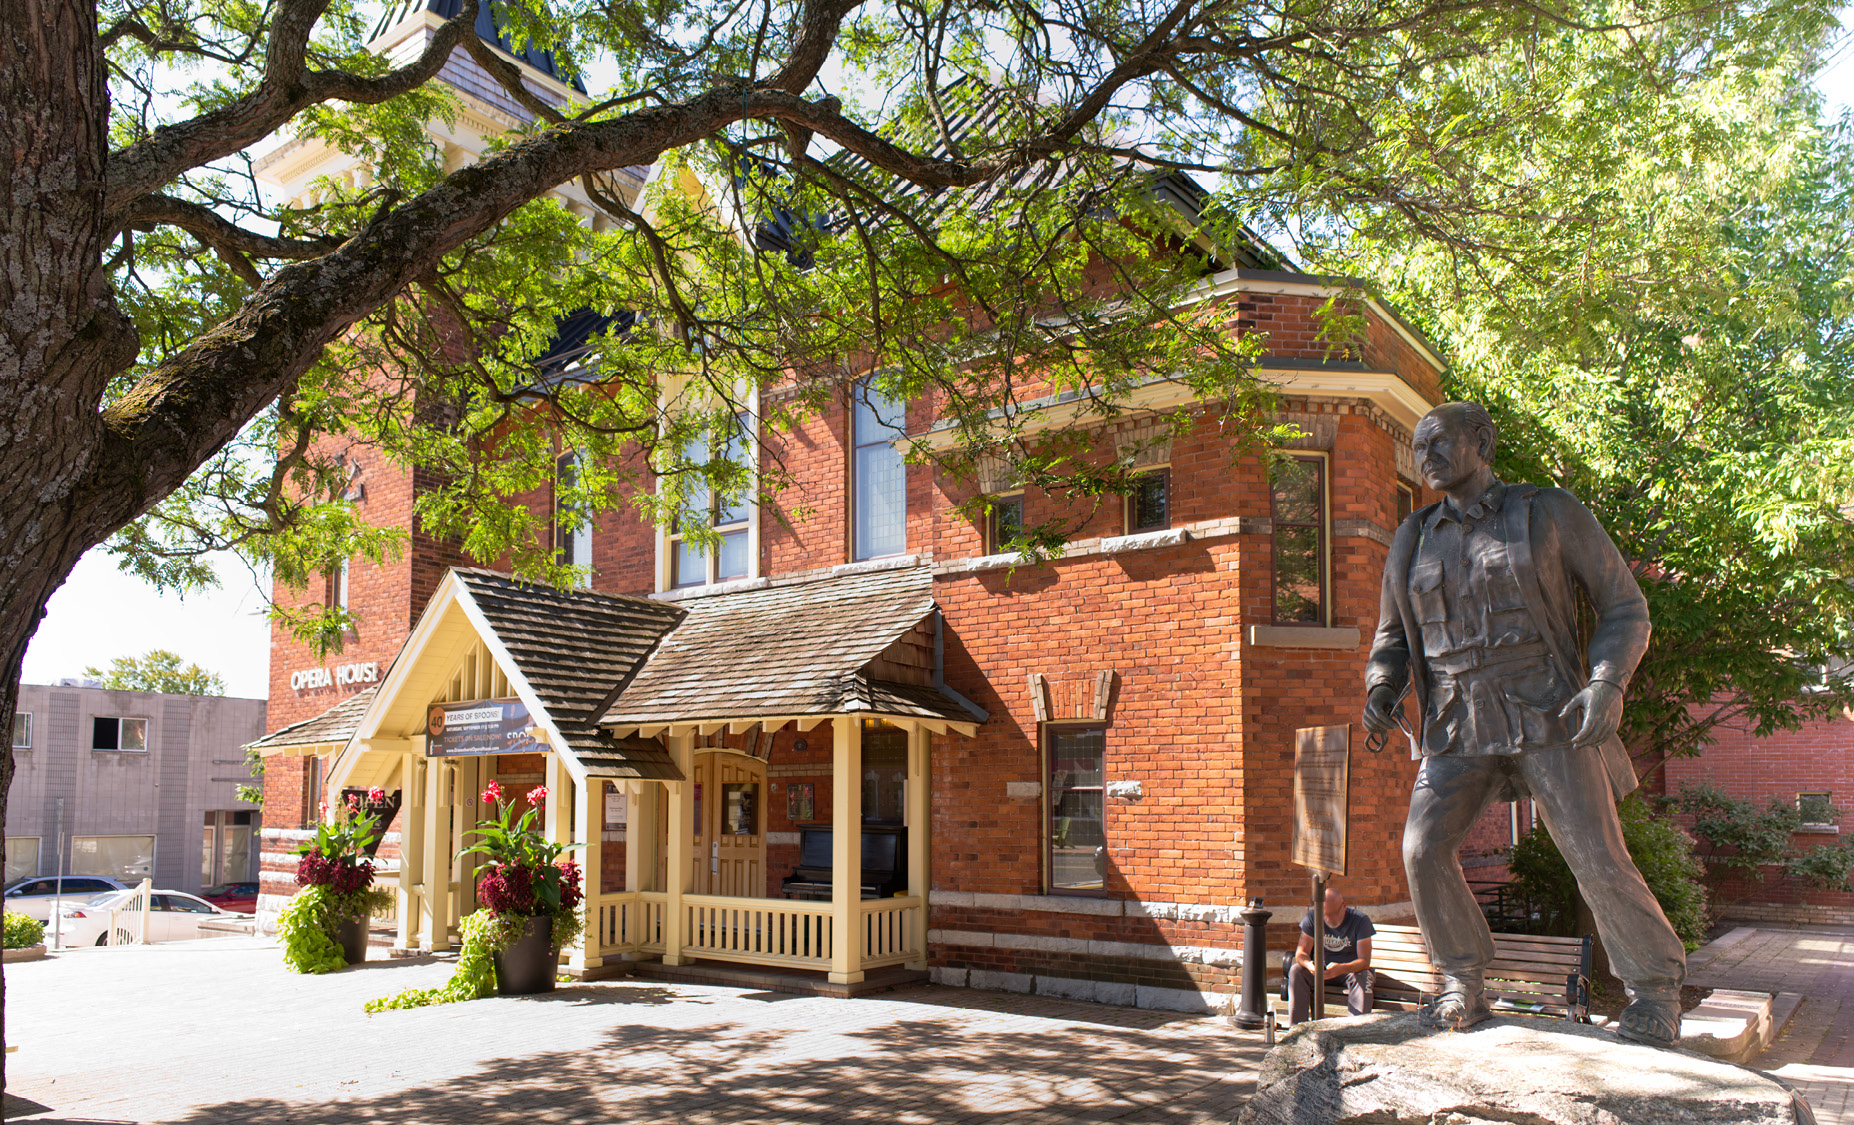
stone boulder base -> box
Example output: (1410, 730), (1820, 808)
(1239, 1013), (1816, 1125)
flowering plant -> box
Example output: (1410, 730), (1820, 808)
(459, 780), (585, 921)
(280, 787), (394, 974)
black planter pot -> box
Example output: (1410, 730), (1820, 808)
(492, 915), (558, 995)
(335, 915), (369, 965)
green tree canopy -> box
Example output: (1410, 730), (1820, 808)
(1315, 56), (1854, 771)
(83, 650), (227, 696)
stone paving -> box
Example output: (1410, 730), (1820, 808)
(1687, 923), (1854, 1123)
(8, 925), (1854, 1124)
(2, 937), (1267, 1124)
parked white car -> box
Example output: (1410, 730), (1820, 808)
(48, 889), (238, 947)
(2, 876), (133, 921)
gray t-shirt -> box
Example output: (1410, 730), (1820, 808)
(1299, 906), (1375, 966)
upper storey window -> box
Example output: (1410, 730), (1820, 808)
(670, 418), (751, 587)
(853, 380), (907, 560)
(1126, 469), (1170, 533)
(555, 452), (594, 586)
(1271, 453), (1328, 625)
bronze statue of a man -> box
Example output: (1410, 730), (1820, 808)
(1362, 401), (1686, 1046)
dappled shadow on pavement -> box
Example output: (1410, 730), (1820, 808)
(155, 992), (1263, 1125)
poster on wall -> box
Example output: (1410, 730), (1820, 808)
(786, 782), (814, 822)
(427, 698), (544, 757)
(603, 785), (627, 830)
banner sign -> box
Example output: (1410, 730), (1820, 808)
(427, 698), (544, 757)
(1291, 724), (1351, 876)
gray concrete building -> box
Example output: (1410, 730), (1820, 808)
(7, 683), (268, 893)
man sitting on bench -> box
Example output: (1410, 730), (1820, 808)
(1289, 888), (1375, 1024)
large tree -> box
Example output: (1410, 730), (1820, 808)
(1321, 60), (1854, 773)
(0, 0), (1841, 1082)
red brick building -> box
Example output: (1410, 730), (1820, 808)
(249, 2), (1450, 1013)
(1664, 713), (1854, 925)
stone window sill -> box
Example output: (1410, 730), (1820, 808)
(1246, 625), (1361, 650)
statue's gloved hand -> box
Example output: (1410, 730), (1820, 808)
(1362, 684), (1401, 733)
(1558, 680), (1624, 748)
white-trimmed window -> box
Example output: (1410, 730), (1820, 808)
(852, 378), (907, 560)
(668, 415), (752, 588)
(1125, 468), (1170, 533)
(555, 451), (594, 585)
(1799, 792), (1835, 827)
(1396, 480), (1417, 524)
(92, 716), (148, 752)
(987, 493), (1025, 554)
(1271, 451), (1330, 626)
(12, 712), (30, 750)
(70, 835), (154, 881)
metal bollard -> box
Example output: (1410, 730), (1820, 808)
(1234, 897), (1274, 1031)
(1264, 1009), (1276, 1045)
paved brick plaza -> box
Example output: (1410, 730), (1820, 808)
(3, 938), (1263, 1124)
(9, 929), (1854, 1124)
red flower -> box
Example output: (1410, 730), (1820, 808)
(528, 785), (548, 807)
(482, 779), (503, 805)
(367, 786), (386, 803)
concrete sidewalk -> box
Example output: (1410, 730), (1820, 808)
(1688, 924), (1854, 1123)
(3, 937), (1266, 1124)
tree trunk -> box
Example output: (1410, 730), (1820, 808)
(1, 0), (144, 1093)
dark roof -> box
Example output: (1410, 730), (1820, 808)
(371, 0), (586, 92)
(249, 687), (378, 752)
(452, 569), (687, 779)
(754, 77), (1289, 273)
(601, 566), (981, 726)
(534, 308), (637, 378)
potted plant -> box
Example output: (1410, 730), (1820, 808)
(277, 788), (395, 972)
(460, 780), (585, 995)
(366, 780), (585, 1011)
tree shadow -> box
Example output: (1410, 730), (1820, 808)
(131, 997), (1264, 1124)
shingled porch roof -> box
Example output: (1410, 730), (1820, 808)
(247, 686), (379, 756)
(601, 565), (985, 732)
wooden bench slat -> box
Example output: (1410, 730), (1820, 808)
(1323, 924), (1590, 1023)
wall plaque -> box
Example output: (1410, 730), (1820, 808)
(1291, 724), (1351, 876)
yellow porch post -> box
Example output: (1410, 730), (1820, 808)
(663, 732), (694, 965)
(905, 723), (930, 971)
(421, 752), (451, 951)
(451, 756), (479, 923)
(623, 782), (649, 893)
(396, 751), (424, 951)
(568, 776), (603, 973)
(830, 717), (865, 985)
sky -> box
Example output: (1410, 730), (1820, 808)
(20, 15), (1854, 702)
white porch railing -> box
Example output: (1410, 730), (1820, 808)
(682, 894), (835, 968)
(105, 879), (154, 946)
(591, 890), (923, 972)
(859, 896), (923, 968)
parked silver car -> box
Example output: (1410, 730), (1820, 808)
(2, 876), (132, 921)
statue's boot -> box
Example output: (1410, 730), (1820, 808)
(1617, 986), (1682, 1048)
(1422, 970), (1493, 1031)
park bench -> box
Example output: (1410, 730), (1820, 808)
(1284, 923), (1592, 1023)
(1368, 923), (1592, 1021)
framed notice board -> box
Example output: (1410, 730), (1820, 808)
(1291, 724), (1350, 876)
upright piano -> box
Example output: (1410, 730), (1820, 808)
(779, 825), (908, 900)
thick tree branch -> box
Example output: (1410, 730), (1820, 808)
(103, 0), (480, 216)
(119, 193), (343, 258)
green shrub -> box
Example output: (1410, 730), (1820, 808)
(1667, 783), (1803, 879)
(1507, 795), (1711, 951)
(3, 912), (45, 949)
(1786, 841), (1854, 892)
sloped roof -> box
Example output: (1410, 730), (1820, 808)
(451, 569), (687, 779)
(371, 0), (586, 92)
(601, 566), (981, 726)
(249, 687), (378, 753)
